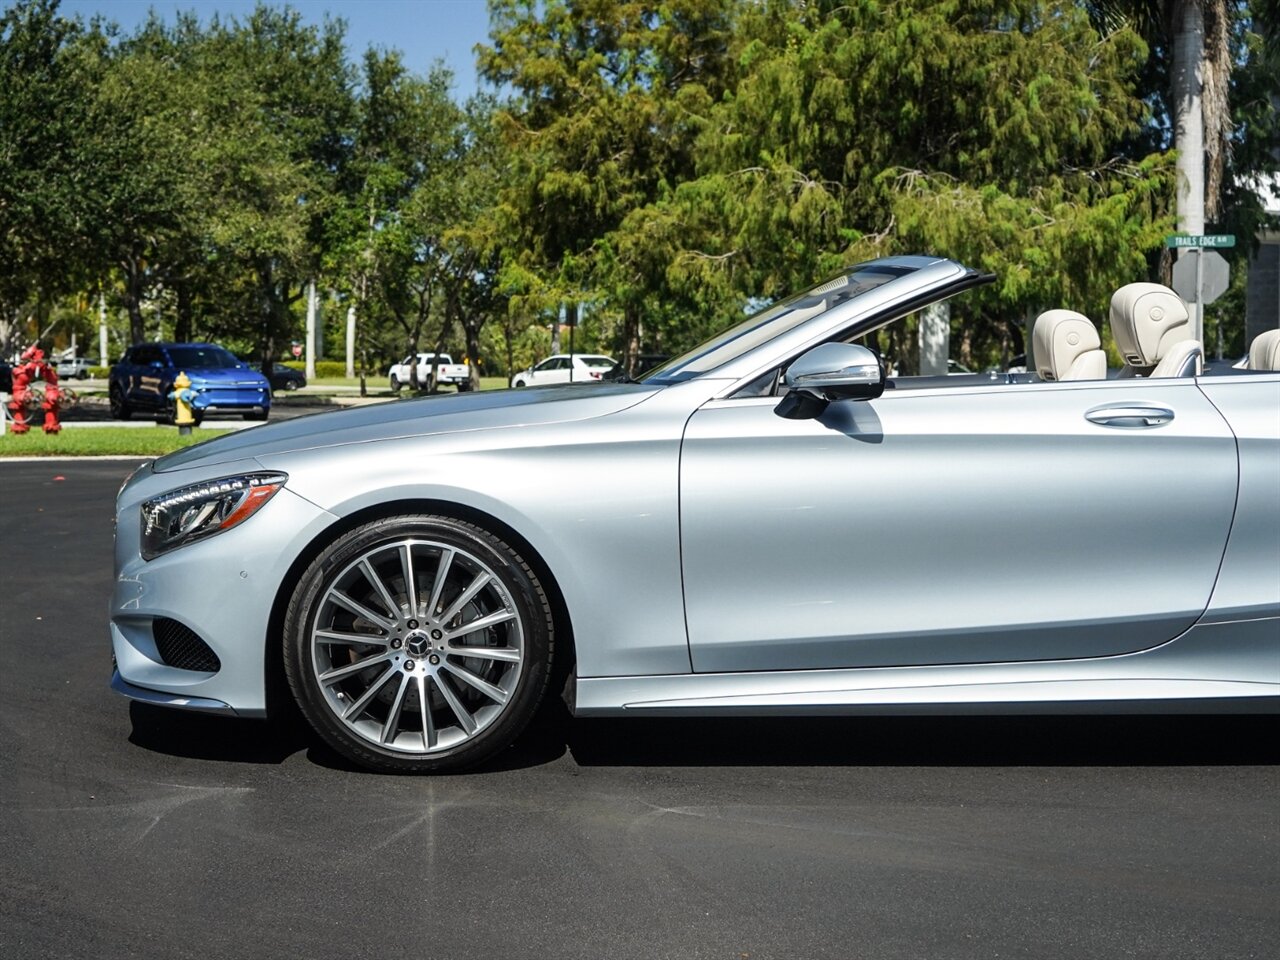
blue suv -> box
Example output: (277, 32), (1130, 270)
(109, 343), (271, 423)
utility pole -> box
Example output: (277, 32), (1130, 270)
(1172, 1), (1206, 342)
(98, 293), (108, 367)
(345, 305), (356, 379)
(305, 281), (318, 381)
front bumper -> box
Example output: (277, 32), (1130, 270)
(110, 670), (240, 716)
(110, 465), (337, 716)
(192, 384), (271, 413)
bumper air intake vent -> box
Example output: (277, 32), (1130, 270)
(152, 618), (221, 673)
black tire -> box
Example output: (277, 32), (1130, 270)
(244, 409), (269, 421)
(283, 379), (299, 391)
(513, 379), (526, 388)
(283, 515), (555, 773)
(108, 384), (132, 420)
(456, 381), (472, 393)
(390, 374), (402, 394)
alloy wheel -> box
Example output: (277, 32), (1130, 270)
(307, 537), (526, 755)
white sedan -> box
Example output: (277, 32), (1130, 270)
(510, 354), (618, 387)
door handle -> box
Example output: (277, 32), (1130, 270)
(1084, 405), (1175, 428)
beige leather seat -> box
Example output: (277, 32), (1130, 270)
(1031, 310), (1106, 381)
(1247, 329), (1280, 371)
(1110, 283), (1202, 378)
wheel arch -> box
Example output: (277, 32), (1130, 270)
(263, 497), (577, 720)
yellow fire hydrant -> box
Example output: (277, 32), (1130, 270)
(169, 371), (198, 436)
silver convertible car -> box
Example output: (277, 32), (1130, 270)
(110, 256), (1280, 772)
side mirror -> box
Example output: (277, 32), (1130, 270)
(775, 342), (885, 419)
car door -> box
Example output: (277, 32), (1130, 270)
(126, 345), (166, 410)
(679, 377), (1238, 672)
(530, 358), (567, 385)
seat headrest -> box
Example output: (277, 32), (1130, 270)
(1032, 310), (1104, 381)
(1110, 283), (1191, 369)
(1248, 329), (1280, 371)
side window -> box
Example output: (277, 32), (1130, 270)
(535, 358), (560, 372)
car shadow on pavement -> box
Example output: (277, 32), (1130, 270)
(128, 701), (311, 765)
(126, 697), (572, 773)
(564, 713), (1280, 768)
(126, 702), (1277, 772)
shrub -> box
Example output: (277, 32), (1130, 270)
(280, 360), (348, 377)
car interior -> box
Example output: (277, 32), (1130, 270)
(751, 279), (1246, 398)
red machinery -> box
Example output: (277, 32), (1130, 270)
(6, 345), (61, 434)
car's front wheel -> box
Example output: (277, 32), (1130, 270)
(283, 515), (554, 773)
(390, 374), (402, 394)
(108, 384), (132, 420)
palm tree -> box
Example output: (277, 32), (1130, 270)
(1093, 1), (1233, 220)
(1091, 0), (1233, 341)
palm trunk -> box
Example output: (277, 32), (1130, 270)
(1172, 0), (1206, 342)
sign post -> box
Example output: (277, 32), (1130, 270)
(1166, 235), (1235, 355)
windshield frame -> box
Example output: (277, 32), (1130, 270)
(640, 260), (928, 385)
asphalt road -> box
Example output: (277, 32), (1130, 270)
(55, 392), (373, 425)
(1, 460), (1277, 960)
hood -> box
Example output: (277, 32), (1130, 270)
(153, 382), (661, 473)
(185, 366), (269, 386)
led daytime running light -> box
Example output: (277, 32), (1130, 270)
(141, 472), (287, 560)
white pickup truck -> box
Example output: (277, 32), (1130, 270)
(388, 353), (472, 392)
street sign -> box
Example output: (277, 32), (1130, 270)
(1166, 234), (1236, 248)
(1171, 250), (1230, 305)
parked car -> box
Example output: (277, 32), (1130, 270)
(389, 353), (471, 393)
(54, 356), (93, 379)
(109, 256), (1279, 774)
(265, 365), (307, 392)
(510, 353), (618, 387)
(109, 342), (270, 423)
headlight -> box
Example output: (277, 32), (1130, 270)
(141, 472), (287, 560)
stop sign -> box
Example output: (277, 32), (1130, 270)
(1171, 250), (1230, 304)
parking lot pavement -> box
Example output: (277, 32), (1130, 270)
(47, 394), (370, 425)
(1, 460), (1277, 960)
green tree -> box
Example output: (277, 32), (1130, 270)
(327, 53), (465, 391)
(191, 6), (355, 368)
(77, 13), (211, 345)
(479, 0), (735, 370)
(644, 0), (1176, 367)
(0, 0), (97, 353)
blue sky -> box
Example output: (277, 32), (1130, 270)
(57, 0), (494, 98)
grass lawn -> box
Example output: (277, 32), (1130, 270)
(0, 426), (236, 457)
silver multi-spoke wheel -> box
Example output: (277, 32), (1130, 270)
(285, 516), (554, 772)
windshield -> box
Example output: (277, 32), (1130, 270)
(581, 356), (616, 369)
(641, 263), (916, 384)
(168, 346), (242, 370)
